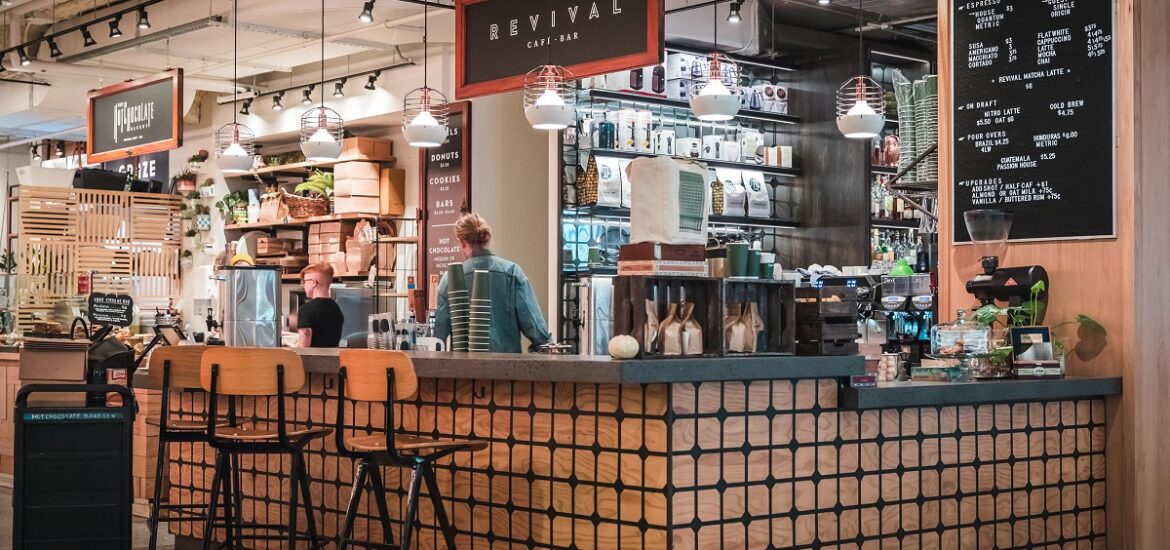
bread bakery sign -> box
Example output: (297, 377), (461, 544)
(456, 0), (663, 98)
(87, 69), (183, 163)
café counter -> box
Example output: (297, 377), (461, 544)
(145, 349), (1120, 548)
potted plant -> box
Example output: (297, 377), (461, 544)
(974, 281), (1107, 373)
(180, 249), (194, 269)
(287, 170), (333, 217)
(188, 150), (209, 172)
(215, 191), (249, 225)
(172, 169), (199, 194)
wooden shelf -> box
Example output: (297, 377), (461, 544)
(225, 212), (383, 232)
(587, 148), (801, 178)
(872, 165), (899, 175)
(227, 158), (396, 179)
(562, 207), (801, 229)
(585, 89), (801, 125)
(377, 236), (420, 244)
(871, 218), (922, 230)
(280, 273), (396, 283)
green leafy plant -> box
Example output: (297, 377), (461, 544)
(294, 170), (334, 198)
(188, 152), (208, 163)
(0, 249), (16, 273)
(215, 190), (248, 219)
(972, 280), (1107, 362)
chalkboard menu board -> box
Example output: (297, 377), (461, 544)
(952, 0), (1114, 242)
(88, 70), (183, 164)
(456, 0), (663, 98)
(88, 293), (134, 326)
(421, 102), (472, 311)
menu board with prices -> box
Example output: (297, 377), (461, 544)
(88, 293), (134, 326)
(952, 0), (1114, 242)
(421, 102), (472, 311)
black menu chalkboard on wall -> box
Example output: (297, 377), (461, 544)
(952, 0), (1114, 242)
(421, 102), (472, 311)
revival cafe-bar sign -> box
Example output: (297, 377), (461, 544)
(456, 0), (663, 98)
(87, 69), (183, 163)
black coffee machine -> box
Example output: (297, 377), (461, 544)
(962, 209), (1050, 323)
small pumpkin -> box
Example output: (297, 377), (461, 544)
(608, 334), (640, 359)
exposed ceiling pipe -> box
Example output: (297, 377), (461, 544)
(9, 60), (245, 93)
(846, 14), (938, 33)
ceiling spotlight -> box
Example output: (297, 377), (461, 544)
(333, 78), (346, 97)
(81, 26), (97, 47)
(727, 1), (742, 23)
(239, 99), (252, 116)
(30, 144), (40, 161)
(137, 7), (151, 30)
(109, 15), (123, 38)
(47, 38), (62, 58)
(17, 47), (30, 66)
(54, 141), (65, 157)
(272, 93), (284, 111)
(358, 1), (375, 23)
(365, 70), (381, 90)
(302, 86), (314, 105)
(818, 0), (830, 4)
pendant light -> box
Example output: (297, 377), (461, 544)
(523, 0), (575, 130)
(300, 0), (344, 161)
(835, 0), (885, 139)
(403, 0), (448, 148)
(215, 0), (255, 174)
(690, 1), (741, 122)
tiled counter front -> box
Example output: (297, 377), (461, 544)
(167, 376), (1106, 549)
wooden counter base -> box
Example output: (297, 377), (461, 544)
(164, 370), (1108, 549)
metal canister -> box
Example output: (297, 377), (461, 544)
(597, 120), (616, 150)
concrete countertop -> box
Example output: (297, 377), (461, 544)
(841, 376), (1123, 409)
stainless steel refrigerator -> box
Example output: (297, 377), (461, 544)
(578, 276), (614, 356)
(216, 266), (282, 347)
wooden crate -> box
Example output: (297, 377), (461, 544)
(721, 279), (796, 356)
(795, 286), (862, 356)
(612, 276), (723, 359)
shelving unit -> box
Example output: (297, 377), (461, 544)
(584, 89), (801, 125)
(222, 212), (382, 233)
(586, 147), (801, 178)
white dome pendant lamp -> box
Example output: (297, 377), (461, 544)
(524, 64), (576, 130)
(690, 1), (741, 122)
(215, 0), (255, 174)
(836, 0), (885, 139)
(300, 0), (344, 161)
(404, 0), (449, 148)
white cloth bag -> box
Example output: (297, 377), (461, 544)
(625, 156), (710, 245)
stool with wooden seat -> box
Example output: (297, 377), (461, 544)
(335, 349), (488, 550)
(200, 347), (332, 549)
(146, 345), (242, 550)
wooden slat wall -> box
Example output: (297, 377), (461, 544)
(936, 0), (1166, 546)
(16, 186), (182, 331)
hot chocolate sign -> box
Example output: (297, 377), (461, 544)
(456, 0), (663, 98)
(87, 69), (183, 163)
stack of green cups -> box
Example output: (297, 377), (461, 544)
(469, 270), (492, 352)
(447, 263), (470, 352)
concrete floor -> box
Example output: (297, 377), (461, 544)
(0, 487), (176, 549)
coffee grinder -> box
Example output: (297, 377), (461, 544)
(962, 209), (1050, 323)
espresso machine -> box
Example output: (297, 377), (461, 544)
(962, 209), (1050, 324)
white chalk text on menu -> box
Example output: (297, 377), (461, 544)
(952, 0), (1114, 242)
(422, 102), (472, 311)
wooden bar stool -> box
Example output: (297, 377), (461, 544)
(200, 347), (332, 549)
(335, 349), (487, 550)
(146, 345), (242, 550)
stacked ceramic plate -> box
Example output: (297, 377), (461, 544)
(469, 269), (492, 352)
(447, 263), (470, 352)
(915, 76), (939, 182)
(895, 79), (917, 183)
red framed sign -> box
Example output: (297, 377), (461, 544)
(456, 0), (663, 99)
(87, 69), (183, 163)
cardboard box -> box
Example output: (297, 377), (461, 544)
(377, 243), (396, 271)
(381, 168), (406, 216)
(335, 196), (381, 214)
(665, 52), (699, 80)
(665, 78), (692, 101)
(335, 178), (381, 198)
(308, 243), (341, 255)
(333, 161), (381, 180)
(309, 233), (342, 246)
(339, 137), (394, 162)
(312, 220), (358, 236)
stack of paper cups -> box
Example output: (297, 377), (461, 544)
(469, 269), (492, 352)
(447, 263), (470, 352)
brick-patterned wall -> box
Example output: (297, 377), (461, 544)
(164, 375), (1107, 549)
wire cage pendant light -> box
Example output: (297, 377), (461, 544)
(216, 0), (255, 174)
(404, 0), (448, 148)
(689, 1), (740, 121)
(524, 64), (576, 130)
(836, 0), (885, 139)
(301, 0), (344, 161)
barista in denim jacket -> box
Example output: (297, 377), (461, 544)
(434, 213), (552, 353)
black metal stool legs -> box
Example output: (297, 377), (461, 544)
(293, 451), (322, 547)
(202, 452), (227, 550)
(399, 465), (424, 550)
(366, 464), (397, 545)
(338, 460), (369, 550)
(147, 437), (168, 550)
(421, 462), (459, 549)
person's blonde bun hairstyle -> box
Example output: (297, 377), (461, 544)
(455, 213), (492, 247)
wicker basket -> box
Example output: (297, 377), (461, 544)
(285, 191), (329, 218)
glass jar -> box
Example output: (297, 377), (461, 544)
(930, 308), (991, 356)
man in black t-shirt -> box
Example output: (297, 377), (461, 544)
(297, 263), (345, 348)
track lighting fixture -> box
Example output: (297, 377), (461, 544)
(302, 87), (314, 105)
(109, 15), (123, 38)
(727, 1), (742, 23)
(81, 26), (96, 47)
(333, 79), (346, 97)
(47, 38), (62, 58)
(272, 93), (284, 111)
(365, 71), (380, 90)
(17, 47), (29, 66)
(239, 99), (252, 116)
(818, 0), (830, 4)
(358, 1), (375, 23)
(55, 141), (65, 157)
(30, 144), (40, 161)
(137, 7), (151, 30)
